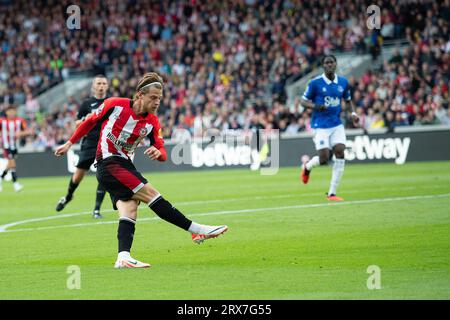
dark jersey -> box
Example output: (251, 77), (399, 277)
(77, 96), (108, 148)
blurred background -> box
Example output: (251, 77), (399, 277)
(0, 0), (448, 152)
(0, 1), (449, 301)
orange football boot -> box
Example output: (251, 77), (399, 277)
(327, 194), (344, 201)
(301, 166), (310, 184)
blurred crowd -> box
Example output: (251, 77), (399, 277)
(0, 0), (449, 151)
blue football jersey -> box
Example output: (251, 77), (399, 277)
(302, 73), (351, 129)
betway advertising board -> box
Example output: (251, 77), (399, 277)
(9, 127), (450, 177)
(280, 128), (449, 167)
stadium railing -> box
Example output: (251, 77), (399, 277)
(31, 76), (94, 116)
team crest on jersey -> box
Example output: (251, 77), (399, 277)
(338, 86), (344, 92)
(139, 127), (148, 137)
(322, 87), (327, 92)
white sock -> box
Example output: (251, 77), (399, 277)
(188, 222), (216, 234)
(188, 222), (204, 234)
(328, 153), (335, 166)
(328, 158), (345, 195)
(118, 251), (131, 260)
(305, 156), (320, 171)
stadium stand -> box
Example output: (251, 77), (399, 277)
(0, 0), (449, 151)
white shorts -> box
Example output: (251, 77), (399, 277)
(313, 124), (346, 150)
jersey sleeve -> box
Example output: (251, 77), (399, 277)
(149, 119), (167, 162)
(20, 118), (27, 130)
(69, 100), (113, 144)
(343, 81), (351, 101)
(302, 80), (315, 101)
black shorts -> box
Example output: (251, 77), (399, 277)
(3, 148), (18, 160)
(96, 156), (147, 210)
(76, 147), (96, 170)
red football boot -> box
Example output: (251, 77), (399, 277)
(327, 194), (344, 201)
(301, 165), (310, 184)
(191, 226), (228, 244)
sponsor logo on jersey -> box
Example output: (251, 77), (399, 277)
(107, 132), (134, 152)
(324, 96), (340, 107)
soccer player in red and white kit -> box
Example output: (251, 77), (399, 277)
(55, 72), (228, 268)
(0, 105), (31, 192)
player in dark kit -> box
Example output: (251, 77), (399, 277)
(55, 75), (109, 218)
(55, 72), (228, 268)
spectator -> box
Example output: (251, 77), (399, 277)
(1, 0), (448, 151)
(439, 108), (450, 125)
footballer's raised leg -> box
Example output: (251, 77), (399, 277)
(301, 156), (318, 184)
(301, 148), (329, 184)
(135, 184), (228, 244)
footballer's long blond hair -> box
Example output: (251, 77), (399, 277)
(136, 72), (164, 93)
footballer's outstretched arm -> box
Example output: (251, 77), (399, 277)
(143, 123), (167, 161)
(301, 98), (327, 111)
(55, 101), (111, 157)
(300, 98), (315, 109)
(54, 114), (98, 157)
(300, 81), (326, 111)
(344, 99), (359, 126)
(341, 81), (359, 126)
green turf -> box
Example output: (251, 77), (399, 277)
(0, 161), (449, 299)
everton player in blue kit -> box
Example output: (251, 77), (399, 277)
(300, 55), (359, 201)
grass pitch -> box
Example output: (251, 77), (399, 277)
(0, 161), (449, 299)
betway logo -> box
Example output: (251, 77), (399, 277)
(191, 143), (252, 167)
(345, 136), (411, 164)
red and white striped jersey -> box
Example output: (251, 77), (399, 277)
(0, 117), (27, 150)
(69, 97), (167, 162)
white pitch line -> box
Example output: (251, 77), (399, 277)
(1, 193), (449, 233)
(0, 190), (371, 232)
(0, 210), (113, 233)
(0, 184), (437, 233)
(0, 194), (298, 232)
